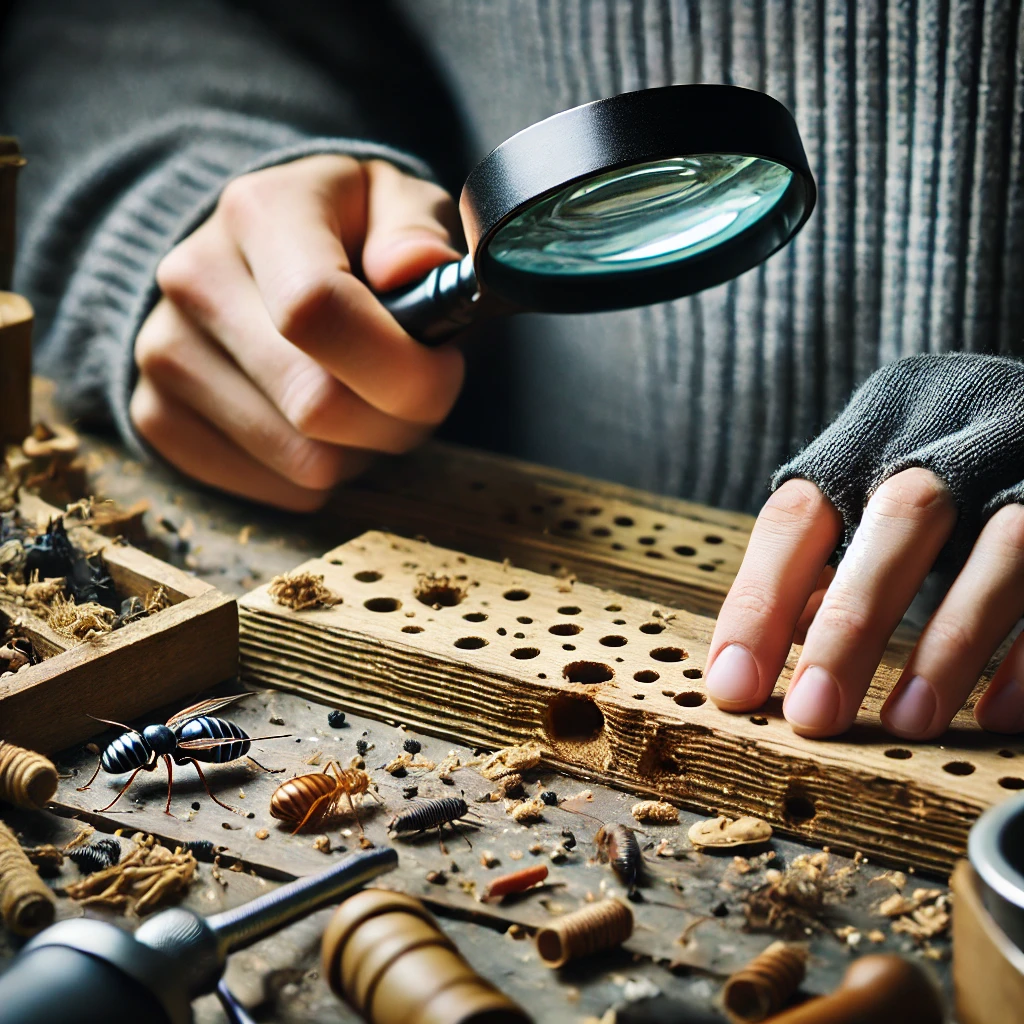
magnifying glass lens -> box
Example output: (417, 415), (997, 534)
(487, 154), (793, 276)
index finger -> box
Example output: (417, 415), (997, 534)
(705, 479), (842, 710)
(219, 157), (463, 426)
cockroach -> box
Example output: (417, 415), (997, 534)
(270, 761), (382, 836)
(595, 823), (643, 896)
(77, 695), (287, 815)
(481, 863), (549, 902)
(387, 795), (479, 850)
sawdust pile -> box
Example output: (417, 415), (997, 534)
(268, 571), (341, 611)
(47, 592), (115, 641)
(505, 795), (546, 824)
(743, 851), (858, 936)
(631, 799), (679, 825)
(876, 887), (951, 942)
(63, 832), (196, 915)
(477, 742), (543, 780)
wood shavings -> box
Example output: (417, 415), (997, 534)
(267, 571), (341, 611)
(478, 741), (542, 780)
(435, 750), (461, 780)
(869, 869), (907, 890)
(144, 585), (170, 614)
(0, 815), (56, 937)
(313, 836), (331, 854)
(47, 592), (115, 642)
(654, 839), (678, 858)
(743, 852), (857, 936)
(255, 829), (269, 840)
(876, 888), (950, 943)
(383, 751), (436, 775)
(688, 814), (772, 849)
(867, 929), (886, 943)
(0, 739), (58, 808)
(304, 749), (323, 766)
(63, 833), (195, 916)
(237, 525), (253, 545)
(22, 421), (79, 459)
(631, 799), (679, 824)
(506, 795), (546, 824)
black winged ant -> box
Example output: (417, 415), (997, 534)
(78, 695), (288, 814)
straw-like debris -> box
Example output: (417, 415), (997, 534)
(743, 852), (858, 936)
(267, 571), (341, 611)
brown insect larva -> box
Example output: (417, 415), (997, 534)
(594, 823), (642, 895)
(0, 739), (58, 809)
(722, 941), (808, 1021)
(535, 898), (634, 968)
(270, 761), (380, 835)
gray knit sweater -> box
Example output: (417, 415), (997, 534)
(2, 0), (1023, 552)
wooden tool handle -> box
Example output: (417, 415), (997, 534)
(761, 955), (944, 1024)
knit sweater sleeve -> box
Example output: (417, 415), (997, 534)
(773, 352), (1024, 568)
(0, 0), (444, 454)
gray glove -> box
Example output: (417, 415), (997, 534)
(773, 352), (1024, 568)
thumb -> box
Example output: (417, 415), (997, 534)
(361, 159), (462, 293)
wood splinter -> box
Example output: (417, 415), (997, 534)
(0, 819), (56, 936)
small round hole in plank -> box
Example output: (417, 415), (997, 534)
(517, 616), (533, 624)
(705, 535), (724, 544)
(784, 791), (816, 823)
(562, 643), (576, 651)
(503, 589), (530, 601)
(563, 661), (614, 684)
(645, 550), (665, 559)
(683, 668), (703, 679)
(549, 623), (582, 636)
(614, 516), (634, 527)
(698, 563), (717, 572)
(599, 635), (628, 647)
(415, 577), (465, 607)
(1000, 777), (1024, 789)
(750, 715), (768, 726)
(462, 612), (487, 622)
(511, 647), (540, 659)
(943, 761), (975, 776)
(633, 694), (645, 700)
(592, 527), (611, 537)
(558, 605), (582, 615)
(546, 692), (605, 743)
(354, 570), (382, 583)
(454, 637), (488, 650)
(674, 691), (706, 708)
(497, 628), (507, 636)
(605, 604), (622, 612)
(639, 622), (665, 634)
(998, 749), (1015, 758)
(401, 625), (424, 634)
(674, 545), (697, 557)
(364, 597), (401, 612)
(650, 647), (687, 663)
(638, 536), (656, 546)
(634, 670), (659, 683)
(884, 748), (912, 759)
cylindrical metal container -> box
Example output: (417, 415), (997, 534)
(968, 794), (1024, 952)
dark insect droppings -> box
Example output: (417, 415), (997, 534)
(540, 790), (558, 806)
(403, 738), (422, 754)
(402, 785), (419, 799)
(191, 801), (201, 811)
(560, 829), (577, 850)
(356, 739), (368, 756)
(327, 710), (346, 728)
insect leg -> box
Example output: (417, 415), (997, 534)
(343, 788), (366, 838)
(162, 755), (174, 815)
(436, 823), (449, 856)
(246, 755), (284, 774)
(76, 757), (104, 792)
(181, 757), (239, 813)
(450, 818), (473, 850)
(290, 790), (336, 835)
(93, 756), (158, 812)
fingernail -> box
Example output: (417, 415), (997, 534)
(884, 675), (937, 737)
(978, 679), (1024, 733)
(784, 666), (842, 731)
(705, 644), (760, 704)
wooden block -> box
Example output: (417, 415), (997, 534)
(239, 531), (1022, 874)
(0, 293), (32, 448)
(951, 861), (1024, 1024)
(335, 442), (755, 616)
(0, 139), (25, 292)
(0, 494), (238, 753)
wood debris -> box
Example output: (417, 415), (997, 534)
(631, 799), (679, 824)
(267, 571), (341, 611)
(0, 738), (58, 808)
(688, 814), (772, 849)
(478, 742), (542, 780)
(506, 795), (546, 824)
(0, 820), (56, 935)
(743, 852), (858, 936)
(435, 750), (461, 781)
(47, 592), (115, 641)
(63, 833), (196, 915)
(383, 751), (436, 775)
(869, 869), (907, 890)
(313, 836), (331, 854)
(876, 888), (951, 943)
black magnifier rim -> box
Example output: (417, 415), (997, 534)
(460, 84), (816, 314)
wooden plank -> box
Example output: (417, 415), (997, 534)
(239, 531), (1023, 874)
(0, 293), (32, 448)
(333, 442), (755, 616)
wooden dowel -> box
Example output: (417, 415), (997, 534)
(0, 291), (33, 447)
(0, 138), (25, 292)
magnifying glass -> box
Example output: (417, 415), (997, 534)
(381, 84), (815, 345)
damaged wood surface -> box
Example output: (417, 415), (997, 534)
(239, 531), (1018, 875)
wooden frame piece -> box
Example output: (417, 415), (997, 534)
(0, 493), (238, 753)
(240, 531), (1021, 873)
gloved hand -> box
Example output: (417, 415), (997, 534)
(705, 351), (1024, 740)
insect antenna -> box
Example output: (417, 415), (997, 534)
(86, 713), (134, 731)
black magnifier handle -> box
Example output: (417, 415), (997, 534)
(379, 254), (512, 346)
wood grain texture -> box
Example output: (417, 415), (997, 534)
(334, 442), (755, 616)
(0, 495), (238, 753)
(0, 293), (33, 448)
(239, 531), (1023, 873)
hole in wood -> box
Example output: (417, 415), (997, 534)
(705, 535), (724, 544)
(562, 643), (576, 651)
(674, 691), (706, 708)
(511, 648), (540, 660)
(662, 690), (676, 698)
(592, 527), (611, 537)
(604, 604), (622, 612)
(638, 536), (656, 546)
(684, 669), (704, 680)
(1000, 777), (1024, 789)
(401, 625), (424, 634)
(549, 623), (583, 636)
(364, 597), (401, 613)
(503, 589), (530, 601)
(614, 516), (634, 527)
(884, 748), (912, 759)
(750, 715), (768, 725)
(462, 612), (488, 622)
(415, 574), (466, 608)
(943, 761), (975, 776)
(517, 616), (533, 624)
(698, 563), (717, 572)
(650, 647), (687, 662)
(674, 545), (697, 557)
(563, 661), (614, 685)
(497, 628), (507, 636)
(634, 670), (659, 683)
(611, 543), (625, 551)
(558, 605), (582, 615)
(784, 791), (816, 823)
(354, 570), (382, 583)
(645, 551), (665, 559)
(998, 749), (1016, 758)
(613, 619), (627, 625)
(633, 693), (645, 700)
(454, 637), (488, 650)
(514, 632), (525, 639)
(559, 519), (580, 531)
(546, 692), (605, 742)
(599, 635), (628, 647)
(653, 523), (665, 531)
(639, 622), (665, 634)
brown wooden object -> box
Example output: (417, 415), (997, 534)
(0, 138), (25, 292)
(534, 899), (633, 968)
(0, 739), (58, 808)
(0, 292), (33, 448)
(0, 493), (238, 753)
(722, 941), (807, 1022)
(322, 888), (530, 1024)
(951, 859), (1024, 1024)
(0, 819), (55, 936)
(757, 954), (942, 1024)
(239, 531), (1020, 872)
